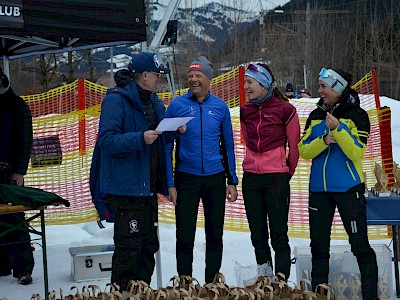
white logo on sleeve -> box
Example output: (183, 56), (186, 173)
(153, 55), (161, 68)
(129, 219), (139, 233)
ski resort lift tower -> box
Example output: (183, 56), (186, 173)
(258, 0), (266, 52)
(146, 0), (181, 98)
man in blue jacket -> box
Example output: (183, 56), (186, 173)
(165, 56), (238, 283)
(96, 52), (170, 290)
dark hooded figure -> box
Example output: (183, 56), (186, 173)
(0, 69), (34, 285)
(284, 82), (298, 99)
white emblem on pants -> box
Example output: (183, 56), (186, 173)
(129, 219), (139, 233)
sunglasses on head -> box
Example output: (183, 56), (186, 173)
(319, 68), (337, 80)
(319, 68), (346, 88)
(247, 64), (270, 79)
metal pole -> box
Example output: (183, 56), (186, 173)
(148, 0), (181, 51)
(166, 58), (177, 99)
(40, 209), (49, 300)
(393, 225), (400, 297)
(155, 225), (162, 288)
(2, 38), (10, 78)
(305, 1), (310, 89)
(110, 47), (114, 85)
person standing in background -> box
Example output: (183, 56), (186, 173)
(165, 56), (238, 283)
(284, 82), (298, 99)
(240, 63), (300, 281)
(298, 68), (379, 299)
(299, 88), (312, 98)
(0, 69), (34, 285)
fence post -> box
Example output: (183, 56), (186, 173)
(372, 70), (394, 186)
(371, 68), (381, 108)
(239, 66), (246, 107)
(372, 69), (398, 259)
(78, 79), (86, 156)
(239, 66), (245, 144)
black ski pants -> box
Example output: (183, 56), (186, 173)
(174, 171), (226, 283)
(309, 191), (378, 300)
(0, 213), (35, 277)
(242, 172), (291, 279)
(0, 167), (34, 277)
(108, 195), (159, 291)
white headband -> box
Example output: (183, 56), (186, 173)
(319, 68), (348, 95)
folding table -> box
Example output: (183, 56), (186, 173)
(366, 193), (400, 298)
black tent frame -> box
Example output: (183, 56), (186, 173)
(0, 0), (147, 73)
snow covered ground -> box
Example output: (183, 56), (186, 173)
(0, 222), (394, 299)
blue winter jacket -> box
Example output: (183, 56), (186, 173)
(165, 90), (238, 186)
(96, 81), (170, 197)
(298, 90), (370, 192)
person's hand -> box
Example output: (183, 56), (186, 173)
(324, 133), (337, 145)
(325, 112), (340, 130)
(11, 173), (24, 186)
(168, 186), (177, 206)
(177, 125), (187, 134)
(143, 130), (161, 144)
(226, 185), (238, 202)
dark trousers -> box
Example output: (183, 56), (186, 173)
(0, 213), (35, 276)
(309, 191), (378, 300)
(0, 168), (34, 277)
(175, 171), (226, 283)
(242, 172), (291, 279)
(108, 195), (159, 291)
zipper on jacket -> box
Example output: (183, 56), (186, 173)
(200, 103), (204, 174)
(323, 147), (330, 191)
(346, 161), (356, 180)
(257, 107), (262, 152)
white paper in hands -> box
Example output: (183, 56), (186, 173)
(156, 117), (194, 132)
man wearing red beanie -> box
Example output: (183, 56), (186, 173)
(165, 56), (238, 283)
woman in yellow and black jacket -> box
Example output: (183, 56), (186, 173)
(298, 68), (379, 300)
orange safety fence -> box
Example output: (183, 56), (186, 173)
(22, 68), (392, 239)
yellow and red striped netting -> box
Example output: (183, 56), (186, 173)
(22, 68), (392, 239)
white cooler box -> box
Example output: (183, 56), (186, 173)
(69, 244), (115, 282)
(293, 244), (393, 299)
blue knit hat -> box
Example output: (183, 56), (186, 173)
(128, 52), (170, 74)
(286, 83), (294, 92)
(245, 64), (273, 89)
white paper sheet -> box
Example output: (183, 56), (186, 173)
(156, 117), (194, 132)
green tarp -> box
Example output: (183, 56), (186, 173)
(0, 184), (69, 208)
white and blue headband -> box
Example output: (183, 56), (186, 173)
(245, 64), (273, 90)
(319, 68), (348, 95)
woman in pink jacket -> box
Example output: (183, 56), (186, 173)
(240, 64), (300, 280)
